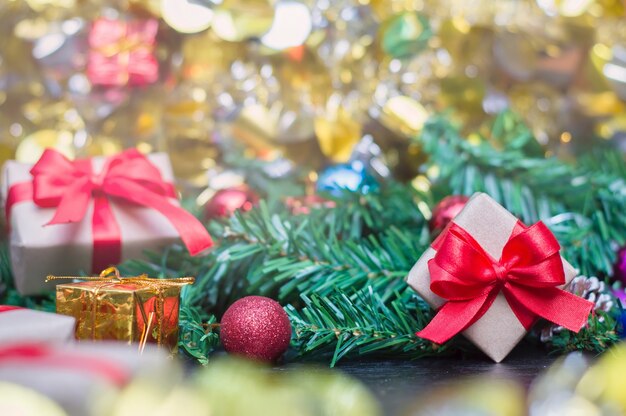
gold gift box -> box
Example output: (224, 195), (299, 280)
(50, 268), (194, 353)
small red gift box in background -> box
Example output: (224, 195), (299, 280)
(87, 18), (159, 87)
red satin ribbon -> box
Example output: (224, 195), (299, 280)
(0, 343), (129, 386)
(0, 305), (21, 313)
(417, 221), (593, 344)
(5, 149), (213, 272)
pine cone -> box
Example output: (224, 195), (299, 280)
(568, 276), (614, 313)
(540, 276), (613, 342)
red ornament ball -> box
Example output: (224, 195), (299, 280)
(614, 245), (626, 285)
(220, 296), (291, 362)
(204, 186), (259, 219)
(430, 195), (469, 233)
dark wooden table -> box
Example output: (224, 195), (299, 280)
(334, 345), (558, 415)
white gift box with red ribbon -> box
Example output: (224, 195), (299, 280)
(1, 149), (212, 295)
(0, 306), (75, 345)
(0, 341), (176, 416)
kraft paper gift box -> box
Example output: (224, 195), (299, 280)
(0, 306), (75, 345)
(1, 150), (212, 296)
(0, 341), (179, 416)
(407, 192), (591, 362)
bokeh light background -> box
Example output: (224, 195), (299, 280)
(1, 0), (625, 190)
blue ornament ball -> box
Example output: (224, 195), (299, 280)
(316, 162), (378, 196)
(618, 310), (626, 338)
(614, 289), (626, 338)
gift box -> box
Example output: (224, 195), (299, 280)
(0, 341), (178, 416)
(407, 193), (593, 362)
(51, 267), (193, 353)
(0, 306), (76, 345)
(87, 17), (159, 87)
(1, 149), (212, 295)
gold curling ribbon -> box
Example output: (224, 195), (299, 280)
(96, 36), (152, 58)
(46, 267), (194, 353)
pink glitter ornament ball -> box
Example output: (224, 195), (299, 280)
(220, 296), (291, 362)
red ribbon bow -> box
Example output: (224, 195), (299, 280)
(6, 149), (213, 272)
(416, 221), (593, 344)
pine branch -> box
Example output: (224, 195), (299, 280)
(178, 301), (220, 365)
(199, 207), (427, 313)
(286, 287), (459, 367)
(579, 150), (626, 179)
(542, 311), (621, 354)
(121, 184), (430, 317)
(120, 184), (433, 364)
(417, 111), (626, 277)
(120, 112), (623, 364)
(2, 113), (620, 366)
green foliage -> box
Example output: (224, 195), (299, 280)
(118, 182), (434, 364)
(0, 111), (622, 365)
(287, 287), (456, 367)
(542, 312), (621, 355)
(120, 183), (430, 364)
(178, 301), (220, 365)
(123, 182), (430, 317)
(417, 111), (626, 277)
(110, 112), (626, 363)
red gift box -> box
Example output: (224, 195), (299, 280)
(87, 18), (159, 87)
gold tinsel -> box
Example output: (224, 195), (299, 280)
(1, 0), (625, 182)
